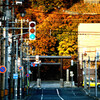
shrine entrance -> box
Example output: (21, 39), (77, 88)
(29, 56), (71, 87)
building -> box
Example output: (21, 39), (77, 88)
(78, 23), (100, 79)
(84, 0), (100, 3)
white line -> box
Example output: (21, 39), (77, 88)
(72, 90), (76, 96)
(56, 89), (64, 100)
(41, 89), (43, 100)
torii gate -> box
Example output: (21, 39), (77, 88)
(28, 56), (71, 87)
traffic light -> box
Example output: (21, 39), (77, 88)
(29, 21), (36, 40)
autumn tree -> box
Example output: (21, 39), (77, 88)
(29, 33), (57, 55)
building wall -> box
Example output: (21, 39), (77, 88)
(78, 23), (100, 79)
(84, 0), (100, 3)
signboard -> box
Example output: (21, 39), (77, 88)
(26, 73), (30, 77)
(29, 70), (32, 74)
(31, 62), (37, 67)
(34, 60), (41, 64)
(18, 66), (23, 70)
(0, 66), (6, 73)
(13, 74), (18, 79)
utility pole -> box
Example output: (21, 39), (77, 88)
(1, 28), (5, 100)
(14, 37), (18, 100)
(20, 18), (23, 100)
(10, 0), (15, 99)
(5, 0), (9, 99)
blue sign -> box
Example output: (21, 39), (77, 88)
(31, 62), (37, 67)
(13, 74), (18, 79)
(29, 70), (31, 74)
(18, 66), (23, 70)
(0, 66), (6, 73)
(26, 73), (29, 77)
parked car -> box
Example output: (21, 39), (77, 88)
(82, 80), (100, 88)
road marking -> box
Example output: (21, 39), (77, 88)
(41, 89), (43, 100)
(56, 89), (64, 100)
(72, 90), (76, 96)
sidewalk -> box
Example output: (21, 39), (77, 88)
(83, 87), (100, 100)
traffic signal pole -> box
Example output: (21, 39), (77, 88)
(26, 43), (29, 94)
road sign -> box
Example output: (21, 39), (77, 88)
(18, 66), (23, 70)
(0, 65), (6, 73)
(31, 62), (37, 67)
(34, 60), (41, 64)
(26, 73), (30, 77)
(29, 70), (32, 74)
(13, 74), (18, 79)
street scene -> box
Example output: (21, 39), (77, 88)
(0, 0), (100, 100)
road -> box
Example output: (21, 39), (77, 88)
(25, 87), (95, 100)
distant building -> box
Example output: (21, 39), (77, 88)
(84, 0), (100, 3)
(78, 23), (100, 79)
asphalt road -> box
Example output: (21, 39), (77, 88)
(25, 87), (96, 100)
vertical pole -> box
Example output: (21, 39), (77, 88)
(88, 56), (90, 94)
(26, 44), (29, 95)
(10, 0), (15, 99)
(84, 60), (87, 89)
(95, 57), (97, 97)
(21, 19), (24, 93)
(38, 64), (40, 78)
(37, 62), (41, 87)
(5, 0), (9, 99)
(1, 28), (5, 99)
(14, 37), (18, 100)
(0, 0), (3, 97)
(50, 29), (51, 36)
(60, 58), (63, 87)
(20, 18), (23, 99)
(66, 69), (69, 82)
(60, 58), (63, 79)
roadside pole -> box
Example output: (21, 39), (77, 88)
(70, 71), (74, 88)
(14, 37), (18, 100)
(95, 57), (97, 97)
(26, 42), (29, 95)
(88, 56), (90, 94)
(10, 0), (15, 98)
(21, 19), (25, 94)
(5, 0), (9, 99)
(1, 28), (5, 99)
(19, 19), (23, 99)
(83, 60), (87, 90)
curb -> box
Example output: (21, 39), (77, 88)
(83, 89), (100, 100)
